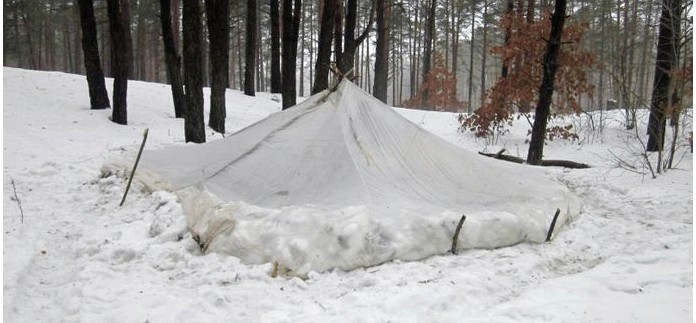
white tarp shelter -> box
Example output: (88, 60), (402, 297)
(132, 80), (578, 276)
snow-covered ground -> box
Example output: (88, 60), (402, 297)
(3, 67), (693, 322)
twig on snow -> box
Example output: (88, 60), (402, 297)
(10, 178), (24, 223)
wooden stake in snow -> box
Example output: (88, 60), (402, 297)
(11, 178), (24, 223)
(120, 128), (149, 207)
(451, 214), (467, 255)
(546, 208), (561, 242)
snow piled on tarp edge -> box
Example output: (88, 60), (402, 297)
(178, 185), (578, 278)
(103, 156), (580, 278)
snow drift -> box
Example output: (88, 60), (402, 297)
(118, 80), (579, 276)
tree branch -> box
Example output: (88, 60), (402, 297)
(478, 151), (590, 168)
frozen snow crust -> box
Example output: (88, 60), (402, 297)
(134, 80), (579, 276)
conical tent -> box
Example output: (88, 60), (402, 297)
(134, 80), (578, 276)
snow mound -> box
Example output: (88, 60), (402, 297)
(111, 80), (579, 276)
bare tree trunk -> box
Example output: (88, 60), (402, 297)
(281, 0), (301, 109)
(479, 0), (489, 108)
(270, 0), (282, 93)
(502, 0), (514, 78)
(244, 0), (257, 96)
(201, 19), (209, 88)
(106, 0), (131, 125)
(597, 0), (607, 112)
(527, 0), (567, 164)
(338, 0), (375, 77)
(451, 0), (461, 101)
(78, 0), (111, 110)
(334, 0), (344, 72)
(173, 0), (180, 50)
(409, 2), (418, 99)
(45, 0), (56, 71)
(20, 11), (38, 70)
(65, 19), (72, 73)
(237, 29), (243, 91)
(647, 0), (682, 152)
(373, 0), (390, 103)
(312, 0), (334, 94)
(399, 10), (405, 104)
(467, 0), (476, 112)
(206, 0), (230, 133)
(256, 0), (264, 92)
(421, 0), (437, 108)
(638, 0), (654, 101)
(183, 0), (206, 143)
(308, 0), (315, 90)
(299, 2), (306, 97)
(619, 0), (636, 129)
(159, 0), (185, 118)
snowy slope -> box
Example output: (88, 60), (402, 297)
(3, 67), (693, 322)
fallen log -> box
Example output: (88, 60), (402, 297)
(478, 149), (590, 169)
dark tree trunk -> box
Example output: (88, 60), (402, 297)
(159, 0), (185, 118)
(77, 0), (111, 110)
(373, 0), (390, 103)
(526, 0), (567, 164)
(333, 1), (344, 72)
(206, 0), (230, 133)
(501, 0), (514, 78)
(479, 0), (488, 108)
(270, 0), (281, 93)
(526, 0), (535, 23)
(173, 0), (180, 50)
(312, 0), (335, 94)
(422, 0), (437, 108)
(646, 0), (682, 152)
(183, 0), (206, 143)
(467, 0), (475, 112)
(338, 0), (374, 78)
(281, 0), (301, 110)
(106, 0), (131, 125)
(244, 0), (257, 96)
